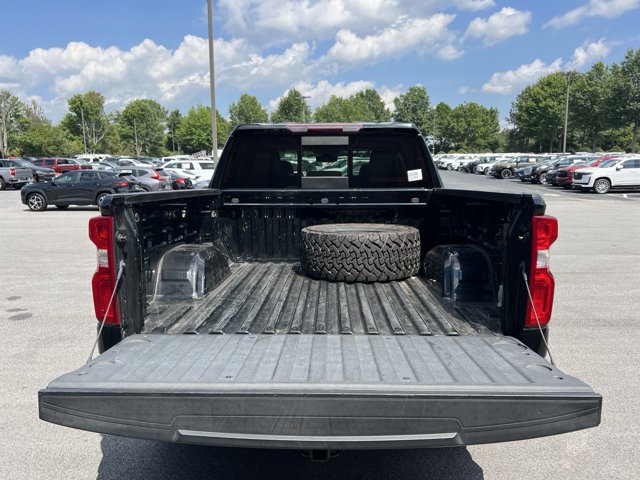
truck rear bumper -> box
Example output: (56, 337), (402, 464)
(39, 334), (601, 450)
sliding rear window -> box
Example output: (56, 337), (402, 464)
(220, 131), (431, 189)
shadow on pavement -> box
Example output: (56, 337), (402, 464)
(97, 436), (484, 480)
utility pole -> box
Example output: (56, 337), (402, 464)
(301, 95), (311, 123)
(562, 72), (573, 154)
(207, 0), (218, 161)
(133, 117), (139, 156)
(80, 102), (87, 153)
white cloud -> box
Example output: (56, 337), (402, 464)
(437, 45), (465, 60)
(544, 0), (640, 29)
(320, 14), (459, 69)
(463, 7), (532, 46)
(218, 0), (493, 44)
(482, 58), (563, 94)
(458, 86), (471, 95)
(567, 39), (611, 69)
(2, 35), (319, 119)
(0, 55), (23, 90)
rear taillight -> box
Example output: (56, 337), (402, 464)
(115, 180), (128, 187)
(9, 167), (15, 177)
(89, 216), (120, 325)
(525, 215), (558, 329)
(176, 178), (185, 184)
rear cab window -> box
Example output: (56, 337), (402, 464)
(219, 127), (433, 189)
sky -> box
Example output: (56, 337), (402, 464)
(1, 0), (639, 125)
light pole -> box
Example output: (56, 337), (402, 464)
(301, 95), (311, 123)
(562, 72), (573, 154)
(207, 0), (218, 161)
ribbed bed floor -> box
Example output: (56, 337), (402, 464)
(144, 263), (500, 336)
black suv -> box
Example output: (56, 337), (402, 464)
(21, 170), (139, 211)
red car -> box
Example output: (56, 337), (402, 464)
(555, 155), (620, 188)
(31, 158), (92, 175)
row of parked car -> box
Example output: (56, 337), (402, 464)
(435, 152), (640, 194)
(0, 155), (217, 211)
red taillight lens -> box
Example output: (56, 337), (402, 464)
(525, 215), (558, 329)
(176, 178), (185, 184)
(116, 180), (128, 187)
(88, 216), (120, 325)
(10, 167), (15, 177)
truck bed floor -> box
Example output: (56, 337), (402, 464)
(144, 263), (500, 336)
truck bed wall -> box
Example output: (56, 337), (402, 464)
(111, 189), (536, 342)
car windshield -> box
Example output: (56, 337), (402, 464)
(14, 160), (34, 167)
(599, 159), (619, 168)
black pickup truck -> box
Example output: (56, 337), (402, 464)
(39, 123), (600, 454)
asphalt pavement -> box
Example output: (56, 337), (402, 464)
(0, 173), (638, 479)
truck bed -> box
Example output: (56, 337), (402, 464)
(143, 262), (501, 336)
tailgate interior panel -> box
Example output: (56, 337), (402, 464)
(39, 334), (601, 449)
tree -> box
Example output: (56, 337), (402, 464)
(117, 99), (167, 156)
(0, 90), (25, 158)
(609, 49), (640, 152)
(18, 123), (82, 157)
(351, 89), (391, 122)
(432, 102), (452, 152)
(175, 105), (230, 154)
(271, 89), (311, 123)
(61, 91), (109, 153)
(229, 94), (268, 127)
(314, 95), (359, 122)
(570, 63), (612, 151)
(508, 73), (567, 152)
(393, 85), (431, 135)
(448, 102), (500, 151)
(166, 109), (182, 153)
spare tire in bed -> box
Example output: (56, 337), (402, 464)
(301, 223), (421, 282)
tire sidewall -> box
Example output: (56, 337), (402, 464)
(27, 193), (47, 211)
(593, 178), (610, 194)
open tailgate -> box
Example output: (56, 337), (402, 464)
(39, 334), (601, 449)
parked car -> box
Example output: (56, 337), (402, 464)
(475, 158), (507, 175)
(572, 157), (640, 193)
(462, 155), (499, 173)
(162, 159), (216, 181)
(490, 156), (540, 179)
(536, 156), (594, 185)
(21, 170), (139, 211)
(165, 169), (194, 190)
(554, 156), (618, 189)
(30, 158), (91, 174)
(120, 167), (172, 191)
(0, 160), (33, 189)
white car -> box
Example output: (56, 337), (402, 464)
(572, 157), (640, 193)
(162, 159), (217, 181)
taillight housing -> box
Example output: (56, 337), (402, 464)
(89, 216), (120, 325)
(9, 167), (15, 177)
(525, 215), (558, 329)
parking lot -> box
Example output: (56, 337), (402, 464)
(1, 172), (639, 480)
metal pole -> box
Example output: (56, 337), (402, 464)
(80, 103), (87, 153)
(207, 0), (218, 162)
(301, 95), (311, 123)
(133, 117), (139, 156)
(562, 72), (571, 154)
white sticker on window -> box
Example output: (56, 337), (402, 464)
(407, 169), (423, 182)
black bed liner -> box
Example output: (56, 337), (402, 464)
(144, 263), (500, 336)
(40, 333), (600, 449)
